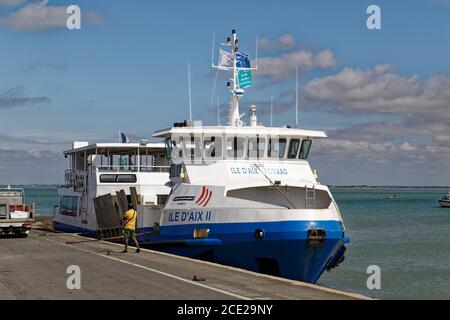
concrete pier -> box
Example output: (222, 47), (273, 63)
(0, 228), (371, 300)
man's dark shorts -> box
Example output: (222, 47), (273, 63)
(124, 228), (136, 239)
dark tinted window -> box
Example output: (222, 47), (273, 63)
(287, 139), (300, 159)
(100, 174), (137, 183)
(61, 196), (78, 216)
(116, 174), (137, 183)
(268, 138), (287, 158)
(299, 140), (312, 159)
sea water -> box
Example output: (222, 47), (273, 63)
(320, 187), (450, 300)
(16, 185), (450, 299)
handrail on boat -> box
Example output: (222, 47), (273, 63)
(94, 165), (170, 173)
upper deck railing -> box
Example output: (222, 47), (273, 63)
(64, 165), (170, 189)
(94, 165), (170, 173)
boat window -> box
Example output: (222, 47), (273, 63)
(248, 136), (266, 159)
(183, 135), (202, 162)
(167, 137), (184, 163)
(268, 138), (287, 158)
(287, 139), (300, 159)
(60, 196), (78, 217)
(299, 139), (312, 160)
(164, 139), (173, 160)
(204, 136), (223, 160)
(226, 137), (246, 159)
(99, 174), (137, 183)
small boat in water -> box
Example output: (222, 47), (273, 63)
(438, 193), (450, 208)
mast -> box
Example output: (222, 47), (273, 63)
(212, 29), (257, 127)
(229, 29), (241, 127)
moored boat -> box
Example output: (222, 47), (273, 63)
(54, 29), (349, 284)
(438, 193), (450, 208)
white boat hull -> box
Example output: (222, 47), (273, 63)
(438, 200), (450, 208)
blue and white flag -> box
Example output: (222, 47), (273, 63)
(236, 52), (251, 69)
(119, 131), (130, 143)
(218, 48), (233, 69)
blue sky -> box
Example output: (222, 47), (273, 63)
(0, 0), (450, 185)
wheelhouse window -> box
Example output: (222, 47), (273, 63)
(165, 137), (185, 162)
(204, 136), (223, 160)
(99, 174), (137, 183)
(248, 136), (266, 159)
(287, 139), (300, 159)
(183, 135), (202, 162)
(60, 196), (78, 217)
(268, 138), (287, 158)
(226, 137), (246, 159)
(299, 139), (312, 160)
(164, 139), (174, 160)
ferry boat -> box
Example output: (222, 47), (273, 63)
(54, 30), (348, 283)
(53, 141), (171, 234)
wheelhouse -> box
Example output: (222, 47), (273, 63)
(153, 126), (326, 164)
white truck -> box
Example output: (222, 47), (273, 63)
(0, 187), (34, 237)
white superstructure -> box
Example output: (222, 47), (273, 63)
(54, 142), (171, 233)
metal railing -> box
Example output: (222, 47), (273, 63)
(64, 169), (86, 191)
(94, 165), (170, 173)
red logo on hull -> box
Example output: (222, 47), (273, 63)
(196, 186), (212, 207)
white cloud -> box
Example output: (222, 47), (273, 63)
(0, 0), (103, 31)
(304, 64), (450, 121)
(254, 49), (336, 81)
(259, 34), (295, 51)
(398, 142), (417, 152)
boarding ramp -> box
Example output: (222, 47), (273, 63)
(93, 187), (142, 240)
(93, 194), (123, 240)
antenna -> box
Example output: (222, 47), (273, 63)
(217, 96), (220, 125)
(295, 66), (298, 128)
(188, 62), (192, 122)
(270, 96), (273, 127)
(255, 35), (258, 70)
(211, 32), (216, 67)
(210, 69), (218, 113)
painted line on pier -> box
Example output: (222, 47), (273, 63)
(37, 234), (252, 300)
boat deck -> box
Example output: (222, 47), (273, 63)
(0, 228), (371, 300)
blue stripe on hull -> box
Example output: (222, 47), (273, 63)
(54, 220), (347, 283)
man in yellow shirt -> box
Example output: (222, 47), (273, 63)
(122, 203), (141, 253)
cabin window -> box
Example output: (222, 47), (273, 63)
(164, 139), (173, 160)
(183, 135), (202, 162)
(166, 138), (184, 162)
(99, 174), (137, 183)
(60, 196), (78, 217)
(268, 138), (287, 158)
(204, 136), (223, 159)
(248, 136), (266, 159)
(226, 137), (246, 159)
(299, 139), (312, 160)
(287, 139), (300, 159)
